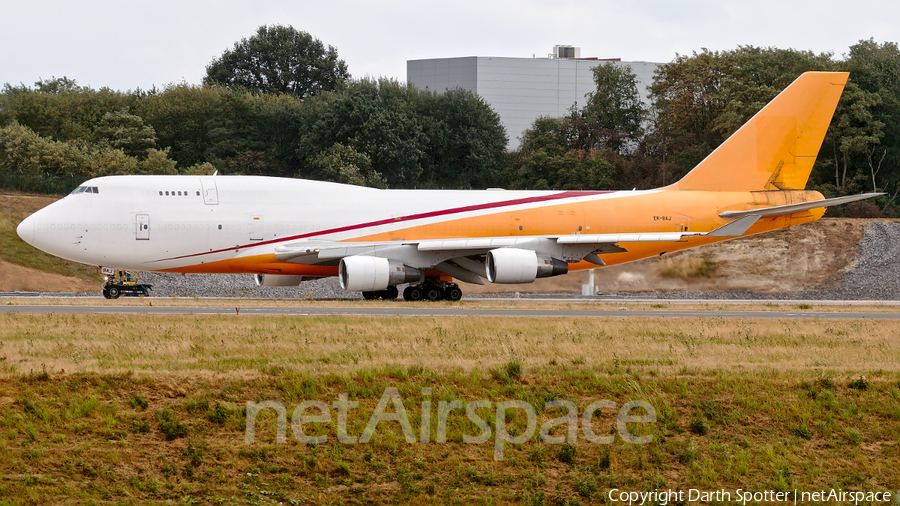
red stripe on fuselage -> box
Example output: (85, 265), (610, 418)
(153, 190), (610, 263)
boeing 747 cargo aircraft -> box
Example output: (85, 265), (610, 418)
(16, 72), (879, 300)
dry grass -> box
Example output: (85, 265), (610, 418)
(1, 313), (899, 503)
(2, 314), (900, 378)
(655, 255), (718, 279)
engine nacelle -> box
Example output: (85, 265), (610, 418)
(339, 256), (422, 291)
(486, 249), (568, 284)
(254, 274), (310, 287)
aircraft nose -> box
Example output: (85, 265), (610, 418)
(17, 215), (35, 246)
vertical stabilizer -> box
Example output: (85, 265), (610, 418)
(676, 72), (849, 192)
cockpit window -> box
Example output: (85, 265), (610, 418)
(69, 186), (99, 195)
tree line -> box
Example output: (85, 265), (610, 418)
(504, 41), (900, 216)
(0, 26), (897, 214)
(0, 76), (507, 190)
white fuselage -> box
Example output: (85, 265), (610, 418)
(16, 175), (643, 273)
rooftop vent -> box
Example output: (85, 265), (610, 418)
(551, 45), (581, 59)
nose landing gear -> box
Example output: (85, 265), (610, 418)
(100, 269), (152, 299)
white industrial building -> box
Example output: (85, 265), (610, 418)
(407, 46), (659, 150)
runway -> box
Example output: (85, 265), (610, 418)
(2, 304), (900, 319)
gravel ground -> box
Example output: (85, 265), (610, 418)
(142, 272), (357, 299)
(139, 222), (900, 300)
(640, 221), (900, 301)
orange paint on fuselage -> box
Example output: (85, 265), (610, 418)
(162, 189), (825, 276)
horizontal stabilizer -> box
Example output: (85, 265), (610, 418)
(719, 193), (884, 219)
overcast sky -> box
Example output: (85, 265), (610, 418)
(2, 0), (897, 92)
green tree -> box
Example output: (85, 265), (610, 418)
(502, 115), (615, 190)
(843, 39), (900, 205)
(413, 88), (507, 188)
(581, 62), (645, 152)
(204, 25), (350, 98)
(0, 122), (89, 175)
(648, 46), (835, 181)
(297, 79), (426, 187)
(0, 78), (132, 142)
(93, 110), (157, 157)
(311, 142), (386, 188)
(133, 84), (221, 168)
(825, 83), (884, 191)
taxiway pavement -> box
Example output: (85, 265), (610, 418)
(2, 304), (899, 319)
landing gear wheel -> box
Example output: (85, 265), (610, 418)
(102, 286), (112, 299)
(383, 285), (399, 300)
(444, 285), (462, 301)
(362, 291), (377, 300)
(107, 286), (121, 299)
(425, 286), (441, 301)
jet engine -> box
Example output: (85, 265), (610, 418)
(486, 249), (568, 283)
(339, 256), (423, 291)
(254, 274), (309, 287)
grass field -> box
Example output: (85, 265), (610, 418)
(1, 312), (899, 504)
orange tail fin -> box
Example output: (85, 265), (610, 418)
(675, 72), (849, 192)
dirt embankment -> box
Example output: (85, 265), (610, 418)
(461, 218), (893, 295)
(0, 258), (97, 293)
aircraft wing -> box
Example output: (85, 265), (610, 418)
(272, 214), (762, 278)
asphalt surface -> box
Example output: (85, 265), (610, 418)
(2, 304), (899, 319)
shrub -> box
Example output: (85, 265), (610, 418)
(157, 408), (188, 440)
(528, 446), (545, 464)
(848, 376), (869, 391)
(817, 377), (836, 390)
(504, 355), (522, 381)
(128, 394), (149, 410)
(205, 402), (231, 424)
(557, 443), (576, 464)
(598, 449), (611, 470)
(131, 419), (151, 434)
(689, 416), (709, 435)
(679, 442), (698, 465)
(573, 473), (597, 498)
(792, 426), (811, 440)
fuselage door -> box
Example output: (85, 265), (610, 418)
(136, 214), (150, 240)
(200, 178), (219, 205)
(249, 215), (263, 241)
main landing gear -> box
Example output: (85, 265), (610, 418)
(361, 285), (399, 300)
(360, 281), (463, 302)
(403, 281), (462, 302)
